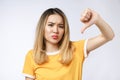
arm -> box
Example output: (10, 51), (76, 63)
(25, 77), (34, 80)
(80, 8), (114, 54)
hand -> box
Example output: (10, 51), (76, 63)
(80, 8), (100, 33)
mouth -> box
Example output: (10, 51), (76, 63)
(52, 35), (58, 39)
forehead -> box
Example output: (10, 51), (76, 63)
(46, 14), (63, 24)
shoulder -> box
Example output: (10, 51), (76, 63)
(25, 49), (34, 59)
(71, 39), (88, 58)
(71, 40), (86, 52)
(71, 40), (85, 46)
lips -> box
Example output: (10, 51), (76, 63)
(52, 35), (58, 39)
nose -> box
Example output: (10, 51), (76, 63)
(53, 26), (59, 34)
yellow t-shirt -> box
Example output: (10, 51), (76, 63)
(22, 40), (87, 80)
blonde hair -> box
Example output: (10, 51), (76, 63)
(33, 8), (74, 65)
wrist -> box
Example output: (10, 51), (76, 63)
(95, 15), (104, 27)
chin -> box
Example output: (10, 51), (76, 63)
(50, 40), (60, 44)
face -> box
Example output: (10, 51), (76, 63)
(44, 14), (64, 45)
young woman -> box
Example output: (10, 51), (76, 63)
(22, 8), (114, 80)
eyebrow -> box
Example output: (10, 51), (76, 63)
(48, 22), (64, 25)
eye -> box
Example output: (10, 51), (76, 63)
(58, 25), (64, 28)
(48, 24), (53, 27)
(59, 26), (64, 28)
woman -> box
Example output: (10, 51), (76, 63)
(22, 8), (114, 80)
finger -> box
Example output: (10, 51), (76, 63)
(80, 21), (93, 33)
(83, 8), (91, 17)
(84, 10), (92, 21)
(86, 12), (91, 19)
(80, 14), (90, 22)
(80, 16), (88, 22)
(80, 15), (90, 22)
(80, 26), (88, 34)
(80, 10), (92, 22)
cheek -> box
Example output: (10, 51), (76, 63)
(45, 26), (49, 31)
(44, 27), (51, 38)
(62, 31), (64, 36)
(45, 26), (51, 34)
(60, 30), (64, 37)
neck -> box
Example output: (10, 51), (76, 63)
(45, 43), (59, 52)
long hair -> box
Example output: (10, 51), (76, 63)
(33, 8), (74, 65)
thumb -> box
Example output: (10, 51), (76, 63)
(81, 21), (94, 33)
(80, 24), (89, 34)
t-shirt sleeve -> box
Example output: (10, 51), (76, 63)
(84, 39), (88, 58)
(22, 50), (35, 79)
(74, 39), (88, 58)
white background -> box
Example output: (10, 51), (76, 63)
(0, 0), (120, 80)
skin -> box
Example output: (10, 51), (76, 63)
(44, 14), (64, 53)
(25, 8), (114, 80)
(80, 8), (114, 54)
(25, 14), (65, 80)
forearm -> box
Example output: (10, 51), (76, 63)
(80, 8), (115, 53)
(95, 15), (114, 41)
